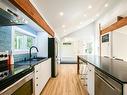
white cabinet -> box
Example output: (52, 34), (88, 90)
(85, 63), (95, 95)
(87, 63), (95, 95)
(34, 58), (51, 95)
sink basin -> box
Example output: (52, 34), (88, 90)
(14, 57), (47, 66)
(31, 57), (46, 61)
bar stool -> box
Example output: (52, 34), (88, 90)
(79, 61), (89, 87)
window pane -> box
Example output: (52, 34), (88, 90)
(27, 36), (33, 49)
(14, 31), (35, 50)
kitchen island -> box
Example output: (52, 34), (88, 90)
(78, 55), (127, 95)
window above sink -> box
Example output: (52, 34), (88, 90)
(12, 26), (37, 54)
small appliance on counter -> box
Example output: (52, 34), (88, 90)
(0, 51), (10, 80)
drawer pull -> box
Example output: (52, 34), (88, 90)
(36, 77), (38, 79)
(36, 84), (38, 86)
(36, 71), (38, 73)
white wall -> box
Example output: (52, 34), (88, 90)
(60, 23), (95, 63)
(37, 32), (48, 57)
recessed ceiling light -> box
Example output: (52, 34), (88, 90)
(80, 22), (82, 25)
(77, 26), (81, 29)
(105, 3), (108, 7)
(96, 14), (100, 17)
(88, 5), (92, 9)
(84, 14), (87, 17)
(62, 25), (65, 28)
(91, 19), (94, 22)
(59, 12), (64, 16)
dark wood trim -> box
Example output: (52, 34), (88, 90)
(101, 17), (127, 35)
(9, 0), (54, 37)
(117, 16), (123, 21)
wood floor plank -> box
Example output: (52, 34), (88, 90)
(41, 64), (88, 95)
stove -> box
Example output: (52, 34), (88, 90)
(0, 51), (10, 80)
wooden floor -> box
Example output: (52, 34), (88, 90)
(41, 64), (88, 95)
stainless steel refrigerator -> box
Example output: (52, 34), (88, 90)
(48, 38), (58, 77)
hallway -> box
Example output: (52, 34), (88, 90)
(41, 64), (88, 95)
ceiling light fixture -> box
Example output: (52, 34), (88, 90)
(91, 19), (94, 22)
(59, 12), (64, 16)
(84, 14), (87, 17)
(80, 22), (82, 25)
(105, 3), (108, 7)
(63, 30), (66, 32)
(96, 14), (100, 17)
(77, 26), (81, 29)
(88, 5), (92, 9)
(62, 25), (65, 28)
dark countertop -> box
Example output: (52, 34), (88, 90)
(78, 55), (127, 84)
(0, 57), (49, 91)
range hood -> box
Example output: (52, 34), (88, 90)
(0, 8), (27, 26)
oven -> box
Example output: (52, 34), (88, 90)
(0, 72), (34, 95)
(95, 69), (122, 95)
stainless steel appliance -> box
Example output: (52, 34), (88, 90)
(95, 69), (122, 95)
(0, 51), (9, 80)
(0, 8), (27, 26)
(0, 72), (34, 95)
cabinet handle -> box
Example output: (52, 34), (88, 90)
(36, 77), (38, 79)
(36, 71), (38, 73)
(89, 70), (91, 71)
(36, 84), (38, 86)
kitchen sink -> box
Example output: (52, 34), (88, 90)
(14, 57), (47, 66)
(30, 57), (46, 61)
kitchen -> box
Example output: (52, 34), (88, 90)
(0, 0), (127, 95)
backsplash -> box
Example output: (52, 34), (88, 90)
(14, 53), (37, 62)
(0, 26), (12, 51)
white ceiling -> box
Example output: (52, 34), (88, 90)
(33, 0), (120, 38)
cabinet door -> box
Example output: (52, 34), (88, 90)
(34, 59), (51, 95)
(87, 64), (95, 95)
(34, 63), (41, 95)
(40, 59), (51, 87)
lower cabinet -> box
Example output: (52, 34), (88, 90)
(34, 58), (51, 95)
(86, 63), (95, 95)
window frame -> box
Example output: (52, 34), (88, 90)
(12, 26), (37, 54)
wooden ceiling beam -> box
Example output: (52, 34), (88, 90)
(9, 0), (54, 37)
(101, 17), (127, 35)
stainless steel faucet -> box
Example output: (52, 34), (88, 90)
(29, 46), (39, 60)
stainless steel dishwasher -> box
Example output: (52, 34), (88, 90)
(95, 69), (122, 95)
